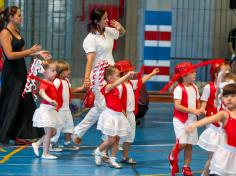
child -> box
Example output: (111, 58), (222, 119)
(198, 63), (224, 176)
(114, 60), (159, 165)
(31, 60), (61, 159)
(94, 65), (133, 169)
(186, 83), (236, 176)
(217, 73), (236, 110)
(50, 60), (84, 151)
(168, 62), (205, 176)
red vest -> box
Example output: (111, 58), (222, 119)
(224, 112), (236, 147)
(173, 83), (198, 123)
(57, 79), (71, 111)
(101, 85), (123, 112)
(205, 82), (217, 116)
(120, 80), (142, 115)
(205, 82), (219, 127)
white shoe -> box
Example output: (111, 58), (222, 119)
(41, 154), (58, 160)
(109, 157), (122, 169)
(94, 148), (102, 166)
(32, 142), (39, 157)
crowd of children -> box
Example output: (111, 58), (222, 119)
(3, 54), (234, 176)
(167, 60), (236, 176)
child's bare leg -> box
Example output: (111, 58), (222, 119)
(99, 136), (116, 152)
(94, 136), (116, 166)
(42, 127), (56, 155)
(202, 152), (213, 176)
(122, 142), (130, 158)
(110, 136), (119, 157)
(109, 136), (122, 168)
(170, 143), (186, 157)
(184, 144), (192, 166)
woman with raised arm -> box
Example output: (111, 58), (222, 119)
(73, 7), (125, 144)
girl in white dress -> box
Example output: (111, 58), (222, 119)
(94, 65), (132, 169)
(31, 60), (61, 160)
(186, 83), (236, 176)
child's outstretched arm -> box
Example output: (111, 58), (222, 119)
(39, 89), (58, 107)
(186, 111), (228, 133)
(71, 86), (85, 93)
(106, 71), (135, 92)
(142, 68), (159, 84)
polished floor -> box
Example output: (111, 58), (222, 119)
(0, 103), (207, 176)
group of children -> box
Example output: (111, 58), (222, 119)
(28, 58), (236, 175)
(31, 59), (83, 159)
(168, 61), (236, 176)
(29, 59), (158, 168)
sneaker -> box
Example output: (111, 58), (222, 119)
(94, 148), (102, 166)
(41, 154), (58, 160)
(109, 157), (122, 169)
(72, 134), (82, 145)
(64, 143), (80, 150)
(168, 153), (179, 173)
(49, 143), (63, 152)
(32, 142), (39, 157)
(120, 157), (136, 165)
(182, 166), (193, 176)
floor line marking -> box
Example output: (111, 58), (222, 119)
(8, 143), (175, 148)
(0, 145), (28, 164)
(141, 170), (203, 176)
(0, 147), (7, 152)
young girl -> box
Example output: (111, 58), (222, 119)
(31, 60), (61, 159)
(94, 65), (132, 169)
(186, 83), (236, 176)
(168, 62), (205, 176)
(50, 60), (83, 151)
(114, 60), (159, 165)
(198, 63), (224, 176)
(217, 73), (236, 111)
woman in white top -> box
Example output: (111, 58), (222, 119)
(73, 8), (125, 143)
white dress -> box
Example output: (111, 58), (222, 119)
(97, 85), (130, 137)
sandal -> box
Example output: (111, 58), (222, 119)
(120, 157), (136, 165)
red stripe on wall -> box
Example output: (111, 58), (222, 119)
(144, 31), (171, 41)
(144, 66), (170, 75)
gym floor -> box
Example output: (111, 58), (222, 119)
(0, 103), (206, 176)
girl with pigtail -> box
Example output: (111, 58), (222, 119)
(31, 59), (63, 160)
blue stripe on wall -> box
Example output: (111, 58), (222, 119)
(145, 11), (171, 25)
(145, 82), (168, 91)
(144, 47), (171, 60)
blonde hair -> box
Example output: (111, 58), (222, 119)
(55, 60), (70, 78)
(41, 59), (55, 70)
(223, 73), (236, 82)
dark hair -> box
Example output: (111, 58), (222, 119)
(104, 65), (117, 82)
(87, 8), (106, 34)
(222, 83), (236, 96)
(177, 77), (183, 83)
(0, 6), (19, 31)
